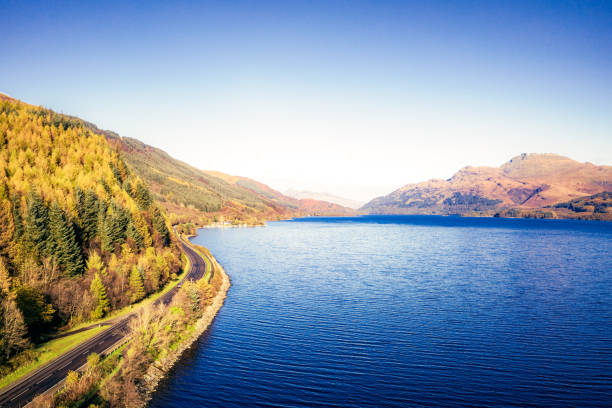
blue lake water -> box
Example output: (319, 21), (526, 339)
(150, 215), (612, 407)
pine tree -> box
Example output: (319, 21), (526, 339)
(134, 182), (152, 210)
(133, 211), (152, 248)
(111, 163), (123, 184)
(100, 205), (113, 253)
(110, 158), (130, 186)
(76, 189), (100, 244)
(100, 178), (111, 195)
(187, 283), (200, 314)
(74, 187), (85, 241)
(151, 207), (170, 246)
(129, 266), (146, 304)
(9, 193), (27, 264)
(89, 273), (110, 319)
(97, 199), (109, 244)
(24, 191), (49, 257)
(100, 203), (129, 253)
(100, 211), (112, 253)
(48, 202), (85, 276)
(126, 220), (144, 249)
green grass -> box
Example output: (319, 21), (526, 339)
(176, 234), (211, 282)
(0, 241), (201, 393)
(69, 343), (128, 407)
(0, 325), (109, 390)
(187, 243), (212, 282)
(67, 254), (189, 333)
(0, 253), (191, 392)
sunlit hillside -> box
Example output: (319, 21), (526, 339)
(0, 95), (181, 372)
(362, 153), (612, 220)
(104, 135), (355, 227)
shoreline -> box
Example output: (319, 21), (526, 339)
(141, 249), (231, 405)
(25, 240), (231, 408)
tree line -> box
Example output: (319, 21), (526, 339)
(0, 98), (180, 374)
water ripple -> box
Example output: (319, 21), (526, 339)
(151, 216), (612, 408)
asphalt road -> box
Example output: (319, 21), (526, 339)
(0, 236), (210, 408)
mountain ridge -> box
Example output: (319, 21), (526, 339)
(0, 93), (355, 226)
(361, 153), (612, 220)
(102, 134), (355, 226)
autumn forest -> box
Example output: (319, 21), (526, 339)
(0, 96), (181, 374)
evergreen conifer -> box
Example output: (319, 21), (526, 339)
(100, 202), (129, 253)
(25, 191), (50, 257)
(134, 182), (153, 210)
(129, 266), (146, 303)
(151, 207), (170, 246)
(89, 273), (109, 319)
(126, 220), (144, 249)
(49, 202), (84, 276)
(76, 189), (100, 244)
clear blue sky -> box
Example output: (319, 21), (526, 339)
(2, 0), (611, 201)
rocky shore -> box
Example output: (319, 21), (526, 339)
(141, 253), (231, 405)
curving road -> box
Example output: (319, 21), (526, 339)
(0, 236), (210, 408)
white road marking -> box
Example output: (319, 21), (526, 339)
(10, 388), (28, 401)
(37, 373), (52, 383)
(58, 360), (73, 370)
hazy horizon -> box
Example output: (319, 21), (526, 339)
(3, 0), (611, 202)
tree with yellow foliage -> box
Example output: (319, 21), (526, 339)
(0, 95), (181, 361)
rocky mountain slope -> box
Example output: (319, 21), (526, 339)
(361, 153), (612, 219)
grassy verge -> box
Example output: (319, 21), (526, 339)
(70, 343), (128, 407)
(0, 254), (191, 391)
(176, 233), (211, 281)
(35, 241), (228, 407)
(187, 242), (212, 282)
(0, 325), (109, 390)
(32, 341), (130, 408)
(66, 253), (189, 333)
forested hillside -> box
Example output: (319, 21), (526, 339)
(0, 95), (181, 373)
(105, 135), (354, 227)
(545, 191), (612, 220)
(104, 136), (295, 225)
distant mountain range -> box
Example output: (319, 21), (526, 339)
(361, 153), (612, 220)
(284, 188), (364, 209)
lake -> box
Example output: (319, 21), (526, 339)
(150, 215), (612, 407)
